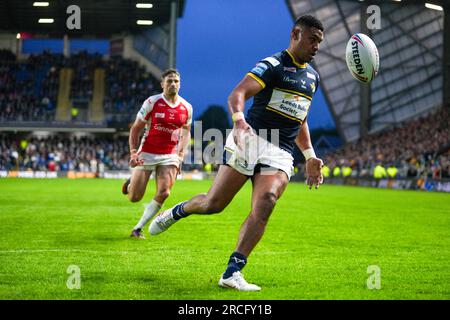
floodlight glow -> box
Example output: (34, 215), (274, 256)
(16, 33), (21, 39)
(425, 3), (443, 11)
(38, 18), (54, 23)
(136, 20), (153, 25)
(33, 2), (50, 6)
(136, 3), (153, 8)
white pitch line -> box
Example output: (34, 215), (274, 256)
(0, 249), (147, 254)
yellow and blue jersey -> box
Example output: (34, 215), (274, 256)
(246, 50), (320, 154)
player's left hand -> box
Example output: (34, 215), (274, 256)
(177, 152), (184, 174)
(129, 152), (144, 168)
(305, 157), (324, 190)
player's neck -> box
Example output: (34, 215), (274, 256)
(286, 48), (307, 65)
(163, 93), (178, 104)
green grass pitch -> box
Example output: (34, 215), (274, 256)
(0, 178), (449, 300)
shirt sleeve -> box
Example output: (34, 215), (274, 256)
(247, 56), (279, 89)
(185, 103), (193, 126)
(137, 97), (154, 122)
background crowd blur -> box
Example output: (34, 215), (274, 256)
(321, 107), (450, 180)
(1, 50), (449, 183)
(0, 49), (160, 124)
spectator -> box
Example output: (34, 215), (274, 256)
(0, 134), (129, 172)
(325, 108), (449, 180)
(0, 49), (160, 125)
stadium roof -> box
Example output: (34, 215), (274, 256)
(0, 0), (185, 37)
(285, 0), (447, 143)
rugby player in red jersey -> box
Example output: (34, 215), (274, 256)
(122, 69), (192, 239)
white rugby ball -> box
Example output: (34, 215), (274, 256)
(345, 33), (379, 84)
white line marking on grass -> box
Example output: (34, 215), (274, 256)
(0, 249), (148, 254)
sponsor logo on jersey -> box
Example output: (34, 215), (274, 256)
(157, 103), (165, 107)
(284, 67), (297, 73)
(267, 89), (311, 122)
(300, 79), (307, 89)
(165, 108), (175, 119)
(310, 82), (316, 93)
(306, 72), (316, 80)
(155, 112), (165, 118)
(251, 62), (268, 77)
(153, 123), (175, 134)
(280, 98), (308, 113)
(283, 76), (298, 84)
(262, 57), (280, 67)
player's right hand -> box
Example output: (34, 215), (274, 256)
(233, 119), (254, 151)
(129, 152), (144, 168)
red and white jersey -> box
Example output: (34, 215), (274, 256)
(137, 93), (192, 154)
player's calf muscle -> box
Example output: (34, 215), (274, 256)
(155, 189), (170, 201)
(128, 184), (146, 202)
(184, 193), (225, 214)
(128, 193), (143, 202)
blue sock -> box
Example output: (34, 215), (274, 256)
(223, 252), (247, 279)
(172, 201), (189, 220)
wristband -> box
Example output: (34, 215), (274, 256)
(302, 148), (316, 161)
(232, 112), (245, 123)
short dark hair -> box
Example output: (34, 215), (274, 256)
(294, 15), (324, 32)
(161, 68), (180, 81)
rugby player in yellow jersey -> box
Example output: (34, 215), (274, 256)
(150, 15), (324, 291)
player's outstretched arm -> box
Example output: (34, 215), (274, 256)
(295, 120), (324, 189)
(228, 75), (264, 149)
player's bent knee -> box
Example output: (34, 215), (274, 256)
(260, 192), (278, 209)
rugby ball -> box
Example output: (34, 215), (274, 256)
(345, 33), (379, 84)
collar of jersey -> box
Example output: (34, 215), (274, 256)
(161, 94), (180, 108)
(285, 50), (307, 68)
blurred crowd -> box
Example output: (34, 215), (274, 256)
(2, 103), (449, 180)
(0, 134), (129, 172)
(0, 50), (159, 124)
(0, 50), (59, 121)
(69, 51), (103, 101)
(104, 56), (160, 124)
(322, 107), (450, 180)
(1, 49), (449, 180)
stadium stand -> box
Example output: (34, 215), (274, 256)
(0, 132), (198, 174)
(104, 56), (160, 125)
(1, 45), (448, 181)
(0, 50), (60, 122)
(323, 107), (450, 179)
(1, 105), (449, 180)
(0, 49), (160, 125)
(0, 133), (129, 172)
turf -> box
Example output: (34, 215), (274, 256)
(0, 178), (449, 300)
